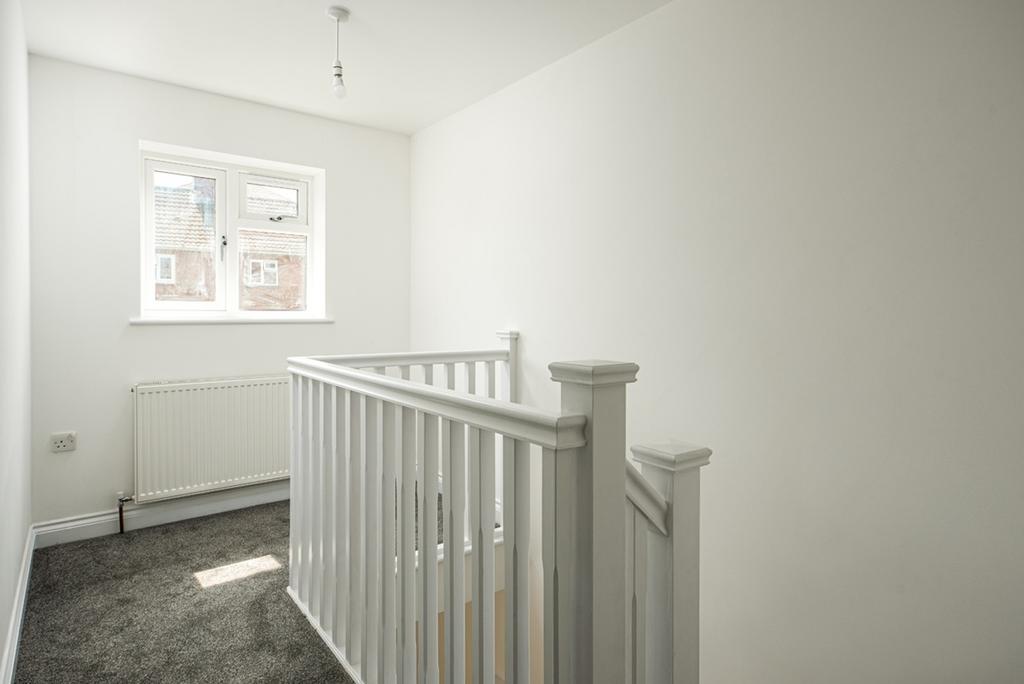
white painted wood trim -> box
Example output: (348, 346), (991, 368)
(549, 359), (633, 684)
(288, 358), (586, 450)
(630, 440), (712, 684)
(312, 349), (508, 366)
(129, 316), (334, 325)
(496, 330), (519, 403)
(32, 480), (289, 549)
(548, 360), (639, 387)
(1, 527), (33, 684)
(625, 462), (669, 537)
(630, 442), (711, 473)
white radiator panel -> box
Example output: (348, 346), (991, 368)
(133, 375), (290, 504)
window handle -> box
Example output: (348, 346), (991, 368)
(269, 216), (284, 222)
(220, 235), (227, 261)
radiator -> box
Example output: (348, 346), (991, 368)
(133, 375), (290, 504)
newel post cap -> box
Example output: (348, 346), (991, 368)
(496, 329), (520, 340)
(549, 360), (639, 387)
(631, 441), (712, 473)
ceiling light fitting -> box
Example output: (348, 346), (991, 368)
(327, 6), (350, 99)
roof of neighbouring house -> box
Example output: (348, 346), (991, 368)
(154, 186), (304, 256)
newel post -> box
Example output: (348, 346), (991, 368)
(497, 329), (520, 402)
(548, 360), (639, 684)
(631, 442), (712, 684)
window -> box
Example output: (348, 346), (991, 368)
(138, 142), (326, 322)
(240, 174), (307, 224)
(155, 254), (176, 284)
(246, 259), (279, 287)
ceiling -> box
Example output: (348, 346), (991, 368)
(23, 0), (670, 134)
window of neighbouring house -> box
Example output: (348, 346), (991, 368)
(138, 142), (325, 322)
(155, 253), (177, 284)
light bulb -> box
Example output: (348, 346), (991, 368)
(332, 60), (346, 99)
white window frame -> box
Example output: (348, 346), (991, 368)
(136, 141), (327, 323)
(155, 254), (176, 284)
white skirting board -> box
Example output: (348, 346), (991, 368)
(1, 528), (33, 684)
(34, 480), (289, 549)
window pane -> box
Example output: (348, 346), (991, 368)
(263, 261), (279, 286)
(156, 254), (175, 283)
(238, 230), (306, 311)
(246, 182), (299, 218)
(153, 171), (217, 302)
(248, 259), (263, 285)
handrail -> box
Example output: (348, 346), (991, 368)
(626, 461), (669, 536)
(312, 348), (509, 367)
(288, 355), (586, 450)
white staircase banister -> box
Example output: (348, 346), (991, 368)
(287, 356), (586, 450)
(311, 347), (509, 367)
(287, 334), (712, 684)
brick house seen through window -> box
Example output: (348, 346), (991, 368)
(140, 142), (324, 321)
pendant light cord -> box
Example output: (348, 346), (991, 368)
(335, 19), (340, 61)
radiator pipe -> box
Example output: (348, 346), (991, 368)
(118, 495), (135, 534)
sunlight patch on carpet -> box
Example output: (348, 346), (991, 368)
(194, 554), (282, 588)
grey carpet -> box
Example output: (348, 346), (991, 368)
(15, 501), (352, 683)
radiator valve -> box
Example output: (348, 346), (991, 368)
(117, 493), (135, 534)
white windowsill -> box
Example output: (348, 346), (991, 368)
(130, 316), (334, 326)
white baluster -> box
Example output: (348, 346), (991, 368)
(382, 401), (399, 684)
(334, 388), (349, 652)
(348, 393), (364, 667)
(485, 360), (496, 399)
(470, 427), (496, 684)
(289, 374), (301, 593)
(321, 385), (335, 637)
(400, 407), (418, 682)
(632, 507), (649, 684)
(463, 364), (475, 551)
(421, 411), (440, 684)
(503, 437), (530, 683)
(444, 418), (466, 684)
(301, 378), (314, 605)
(542, 445), (579, 684)
(311, 381), (323, 623)
(364, 397), (382, 683)
(484, 360), (503, 532)
(625, 503), (635, 684)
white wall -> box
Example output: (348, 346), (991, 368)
(410, 1), (1024, 682)
(0, 0), (32, 675)
(30, 57), (410, 523)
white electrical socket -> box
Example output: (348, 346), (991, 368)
(50, 431), (77, 452)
